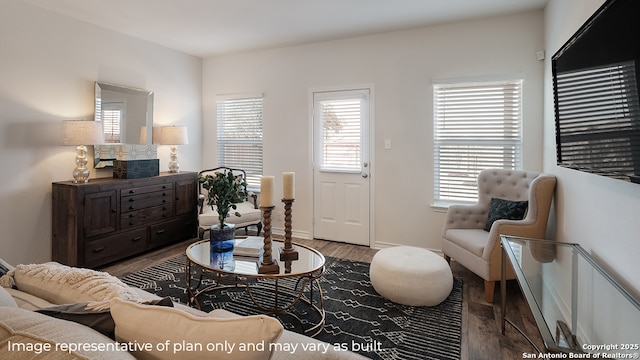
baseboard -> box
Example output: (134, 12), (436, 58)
(271, 227), (310, 241)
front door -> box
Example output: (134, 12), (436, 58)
(312, 88), (371, 246)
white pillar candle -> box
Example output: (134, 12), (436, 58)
(282, 172), (295, 200)
(260, 176), (274, 207)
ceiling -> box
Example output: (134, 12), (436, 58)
(23, 0), (549, 58)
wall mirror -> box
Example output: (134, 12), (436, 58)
(93, 82), (154, 168)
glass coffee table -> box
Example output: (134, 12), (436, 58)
(185, 238), (326, 336)
(500, 235), (640, 356)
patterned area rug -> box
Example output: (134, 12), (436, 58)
(121, 255), (462, 360)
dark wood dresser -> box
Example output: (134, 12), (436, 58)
(52, 172), (198, 268)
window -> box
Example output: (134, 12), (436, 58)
(102, 109), (122, 143)
(313, 89), (369, 172)
(217, 95), (263, 189)
(100, 102), (124, 143)
(433, 80), (523, 205)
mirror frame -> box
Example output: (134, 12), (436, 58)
(93, 82), (154, 168)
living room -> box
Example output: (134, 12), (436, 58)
(1, 0), (639, 357)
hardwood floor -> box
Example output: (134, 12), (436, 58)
(100, 236), (544, 360)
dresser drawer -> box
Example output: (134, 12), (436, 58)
(122, 183), (172, 196)
(150, 216), (196, 246)
(121, 190), (173, 212)
(120, 204), (174, 230)
(84, 228), (148, 267)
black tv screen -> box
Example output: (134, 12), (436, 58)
(552, 0), (640, 184)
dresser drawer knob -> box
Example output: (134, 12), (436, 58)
(156, 229), (166, 235)
(129, 206), (135, 210)
(92, 247), (105, 253)
(132, 237), (142, 242)
(129, 221), (135, 226)
(129, 198), (135, 202)
(129, 190), (135, 194)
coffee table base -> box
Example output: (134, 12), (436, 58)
(186, 259), (325, 337)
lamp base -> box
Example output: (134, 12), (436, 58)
(168, 160), (180, 173)
(168, 145), (180, 172)
(72, 145), (90, 183)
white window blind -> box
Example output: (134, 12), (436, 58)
(314, 90), (368, 172)
(434, 80), (523, 204)
(102, 108), (122, 143)
(217, 95), (263, 189)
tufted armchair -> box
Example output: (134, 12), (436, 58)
(441, 169), (557, 302)
(198, 167), (262, 239)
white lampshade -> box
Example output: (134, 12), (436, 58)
(157, 126), (188, 145)
(139, 126), (163, 144)
(62, 120), (104, 145)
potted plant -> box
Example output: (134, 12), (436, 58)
(198, 170), (247, 252)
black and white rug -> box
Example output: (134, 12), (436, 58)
(121, 255), (462, 360)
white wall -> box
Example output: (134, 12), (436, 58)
(544, 0), (640, 295)
(0, 2), (202, 265)
(203, 11), (545, 250)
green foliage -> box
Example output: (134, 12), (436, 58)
(198, 170), (247, 230)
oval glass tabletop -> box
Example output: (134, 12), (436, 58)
(186, 238), (325, 277)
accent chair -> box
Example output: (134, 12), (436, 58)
(441, 168), (557, 302)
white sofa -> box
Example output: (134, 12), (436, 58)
(0, 261), (366, 360)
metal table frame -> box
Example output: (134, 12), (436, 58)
(185, 238), (326, 337)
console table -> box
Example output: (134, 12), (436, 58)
(52, 172), (198, 268)
(500, 235), (640, 356)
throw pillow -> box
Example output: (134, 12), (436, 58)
(484, 198), (528, 231)
(0, 307), (136, 360)
(3, 262), (142, 309)
(36, 297), (173, 340)
(110, 297), (284, 360)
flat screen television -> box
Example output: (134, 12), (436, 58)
(552, 0), (640, 184)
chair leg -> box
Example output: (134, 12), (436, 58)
(484, 280), (495, 303)
(256, 222), (262, 236)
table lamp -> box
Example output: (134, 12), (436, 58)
(62, 120), (104, 183)
(157, 125), (188, 172)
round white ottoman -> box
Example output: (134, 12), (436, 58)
(370, 246), (453, 306)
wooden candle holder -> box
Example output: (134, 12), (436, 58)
(279, 199), (299, 261)
(257, 205), (279, 274)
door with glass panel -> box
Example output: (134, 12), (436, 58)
(312, 88), (370, 246)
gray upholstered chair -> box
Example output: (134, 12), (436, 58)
(441, 169), (557, 302)
(198, 167), (262, 239)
